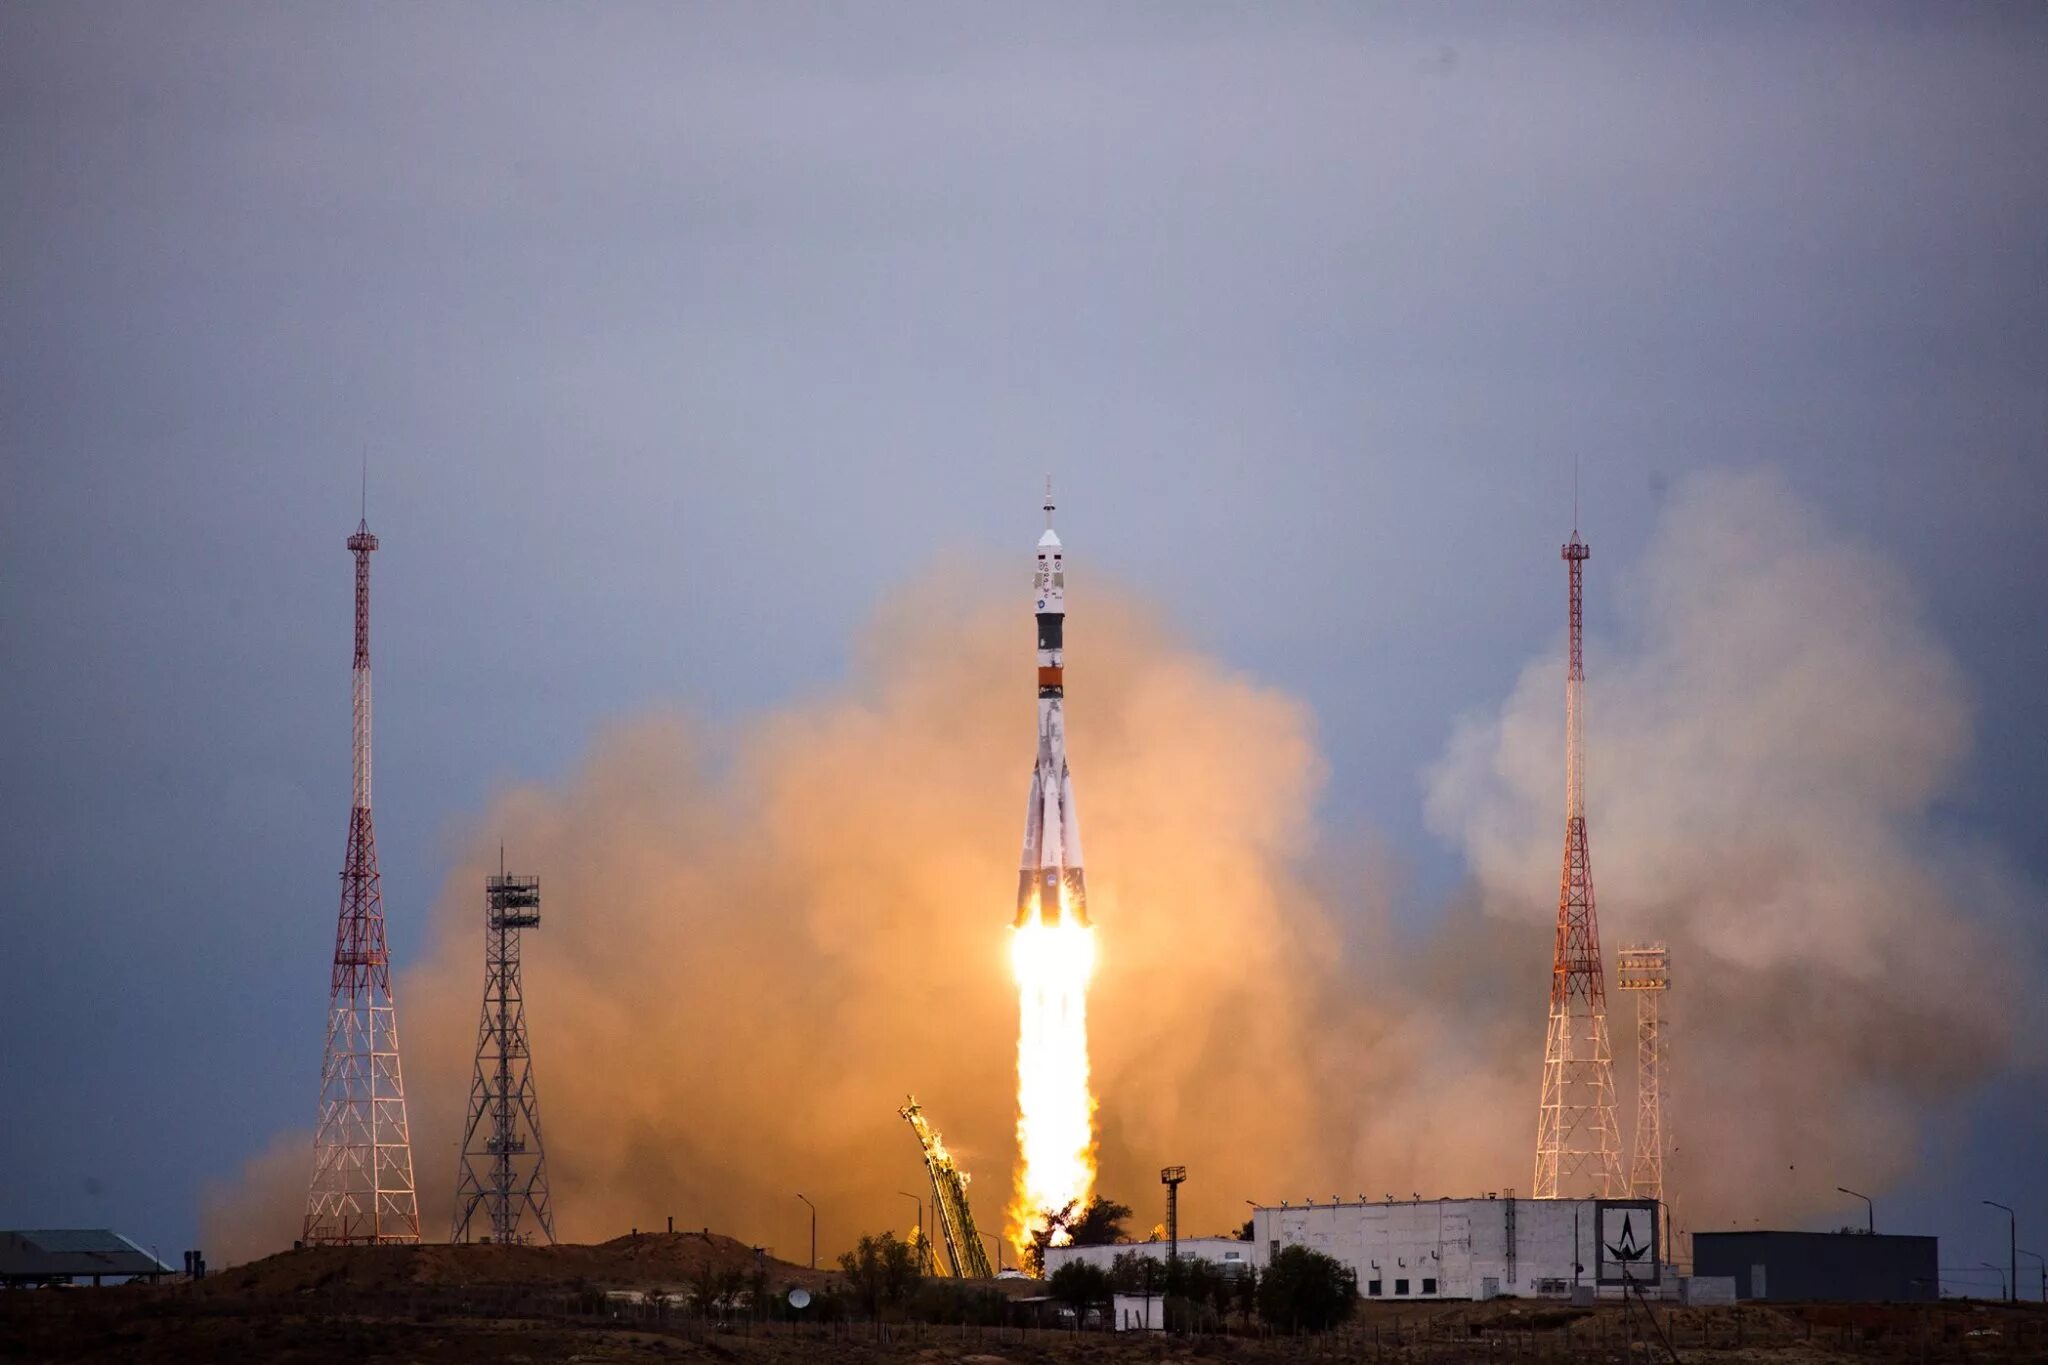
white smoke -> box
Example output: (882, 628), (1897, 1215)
(1424, 468), (2030, 1222)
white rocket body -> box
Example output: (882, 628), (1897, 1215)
(1016, 499), (1089, 927)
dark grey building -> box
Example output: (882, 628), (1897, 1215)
(1, 1229), (174, 1287)
(1693, 1231), (1937, 1303)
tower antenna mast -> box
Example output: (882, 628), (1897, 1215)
(304, 512), (421, 1244)
(1532, 524), (1625, 1199)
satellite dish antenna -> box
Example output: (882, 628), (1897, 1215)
(787, 1287), (812, 1311)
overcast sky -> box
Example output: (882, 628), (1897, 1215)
(3, 4), (2043, 1281)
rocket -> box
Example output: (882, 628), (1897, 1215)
(1015, 481), (1090, 928)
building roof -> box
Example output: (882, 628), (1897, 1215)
(0, 1229), (174, 1280)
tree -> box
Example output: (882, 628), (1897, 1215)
(1108, 1249), (1157, 1293)
(1237, 1217), (1255, 1242)
(1068, 1197), (1133, 1245)
(1024, 1196), (1135, 1277)
(1049, 1259), (1113, 1320)
(1256, 1246), (1358, 1333)
(837, 1232), (923, 1317)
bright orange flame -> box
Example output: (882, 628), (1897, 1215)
(1008, 906), (1097, 1264)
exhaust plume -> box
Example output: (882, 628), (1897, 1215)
(206, 472), (2035, 1263)
(208, 568), (1344, 1263)
(1425, 469), (2028, 1225)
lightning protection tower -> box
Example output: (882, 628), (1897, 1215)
(452, 865), (556, 1244)
(304, 516), (421, 1245)
(1618, 943), (1670, 1251)
(1532, 528), (1626, 1200)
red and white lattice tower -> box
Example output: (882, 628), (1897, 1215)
(304, 517), (421, 1245)
(1532, 530), (1625, 1199)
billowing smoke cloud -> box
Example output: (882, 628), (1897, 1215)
(1424, 469), (2029, 1228)
(206, 567), (1354, 1263)
(206, 471), (2034, 1264)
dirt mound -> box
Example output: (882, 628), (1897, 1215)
(204, 1230), (827, 1300)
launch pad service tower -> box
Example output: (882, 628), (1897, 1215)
(1009, 481), (1098, 1256)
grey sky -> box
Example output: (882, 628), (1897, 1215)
(3, 4), (2043, 1279)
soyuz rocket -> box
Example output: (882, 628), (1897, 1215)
(1015, 482), (1090, 928)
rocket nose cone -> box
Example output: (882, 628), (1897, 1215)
(1037, 528), (1062, 549)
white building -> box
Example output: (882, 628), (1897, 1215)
(1045, 1236), (1257, 1278)
(1250, 1197), (1662, 1301)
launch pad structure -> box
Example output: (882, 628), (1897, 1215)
(900, 1096), (993, 1278)
(452, 865), (556, 1245)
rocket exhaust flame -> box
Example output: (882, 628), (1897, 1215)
(1009, 911), (1096, 1258)
(1009, 481), (1098, 1261)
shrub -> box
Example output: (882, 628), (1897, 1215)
(1256, 1246), (1357, 1333)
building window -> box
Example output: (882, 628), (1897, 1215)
(1423, 1277), (1438, 1295)
(1368, 1280), (1382, 1296)
(1395, 1278), (1409, 1295)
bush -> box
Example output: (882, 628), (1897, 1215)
(908, 1280), (1009, 1325)
(836, 1232), (923, 1317)
(1256, 1246), (1357, 1333)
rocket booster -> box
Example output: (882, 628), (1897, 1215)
(1015, 482), (1090, 928)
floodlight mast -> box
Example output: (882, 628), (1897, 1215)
(452, 865), (555, 1244)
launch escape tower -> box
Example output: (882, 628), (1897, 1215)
(452, 866), (556, 1245)
(900, 1097), (993, 1278)
(1618, 943), (1670, 1248)
(304, 517), (421, 1245)
(1532, 529), (1625, 1200)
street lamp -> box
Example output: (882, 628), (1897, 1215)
(1984, 1201), (2017, 1304)
(1982, 1262), (2006, 1301)
(795, 1193), (816, 1270)
(978, 1229), (1005, 1274)
(899, 1192), (926, 1272)
(1836, 1187), (1874, 1234)
(2016, 1249), (2045, 1304)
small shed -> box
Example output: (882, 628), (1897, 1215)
(1, 1229), (175, 1286)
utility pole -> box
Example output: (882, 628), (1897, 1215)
(1836, 1187), (1873, 1234)
(796, 1193), (816, 1269)
(899, 1192), (928, 1275)
(1984, 1202), (2017, 1304)
(2016, 1249), (2044, 1304)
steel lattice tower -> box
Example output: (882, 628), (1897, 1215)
(1532, 530), (1625, 1199)
(1618, 943), (1670, 1253)
(452, 867), (555, 1245)
(304, 517), (421, 1245)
